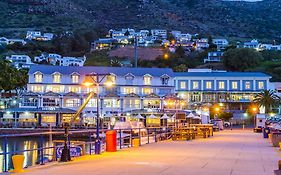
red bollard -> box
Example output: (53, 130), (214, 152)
(106, 130), (117, 152)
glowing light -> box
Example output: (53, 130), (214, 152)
(269, 113), (275, 117)
(252, 107), (257, 112)
(219, 103), (223, 107)
(83, 82), (94, 87)
(164, 53), (169, 59)
(215, 107), (220, 112)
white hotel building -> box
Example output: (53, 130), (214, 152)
(9, 65), (174, 126)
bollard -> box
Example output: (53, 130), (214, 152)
(132, 138), (140, 148)
(11, 155), (25, 173)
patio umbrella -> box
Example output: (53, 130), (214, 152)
(134, 113), (144, 119)
(186, 112), (195, 118)
(193, 115), (201, 120)
(148, 114), (157, 119)
(160, 113), (170, 119)
(171, 114), (176, 119)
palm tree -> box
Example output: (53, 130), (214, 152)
(254, 90), (280, 114)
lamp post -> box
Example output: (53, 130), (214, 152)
(84, 73), (112, 154)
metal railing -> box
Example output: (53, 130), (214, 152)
(0, 127), (173, 172)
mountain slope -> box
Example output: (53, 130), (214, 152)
(0, 0), (280, 40)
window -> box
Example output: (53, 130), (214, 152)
(161, 77), (169, 85)
(43, 98), (60, 107)
(86, 99), (97, 107)
(218, 81), (225, 89)
(34, 73), (43, 83)
(258, 82), (264, 89)
(71, 74), (79, 83)
(107, 75), (116, 84)
(22, 97), (38, 106)
(125, 74), (134, 85)
(123, 87), (136, 94)
(192, 81), (199, 89)
(53, 73), (61, 83)
(206, 81), (212, 89)
(232, 81), (238, 89)
(124, 99), (140, 108)
(46, 85), (64, 93)
(32, 85), (43, 92)
(143, 88), (153, 94)
(245, 81), (251, 89)
(180, 81), (186, 89)
(103, 99), (120, 108)
(69, 86), (80, 93)
(144, 75), (152, 85)
(64, 99), (80, 107)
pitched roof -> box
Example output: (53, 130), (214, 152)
(29, 65), (174, 77)
(174, 72), (271, 78)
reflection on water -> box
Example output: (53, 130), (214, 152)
(0, 136), (92, 173)
(0, 137), (53, 173)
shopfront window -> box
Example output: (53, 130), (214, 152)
(124, 99), (140, 108)
(43, 98), (60, 107)
(64, 98), (80, 107)
(22, 97), (38, 106)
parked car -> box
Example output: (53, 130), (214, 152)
(210, 119), (224, 130)
(224, 121), (231, 128)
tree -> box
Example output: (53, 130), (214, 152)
(253, 90), (280, 114)
(223, 48), (263, 71)
(173, 64), (187, 72)
(175, 46), (185, 58)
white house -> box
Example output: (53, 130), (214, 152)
(212, 39), (229, 50)
(204, 51), (224, 63)
(151, 29), (167, 39)
(34, 53), (86, 66)
(243, 39), (259, 49)
(259, 44), (281, 51)
(178, 34), (192, 42)
(26, 31), (42, 40)
(0, 37), (26, 45)
(6, 55), (34, 69)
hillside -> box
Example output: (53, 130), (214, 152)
(0, 0), (281, 40)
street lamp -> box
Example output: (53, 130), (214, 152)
(83, 73), (113, 154)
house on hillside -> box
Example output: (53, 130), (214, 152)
(0, 37), (26, 45)
(204, 51), (224, 63)
(243, 39), (259, 50)
(26, 31), (54, 41)
(91, 38), (117, 51)
(6, 55), (34, 69)
(212, 39), (229, 50)
(151, 29), (167, 39)
(259, 44), (281, 51)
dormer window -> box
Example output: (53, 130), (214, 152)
(106, 74), (116, 84)
(53, 73), (61, 83)
(161, 75), (169, 85)
(125, 73), (134, 85)
(71, 74), (79, 83)
(144, 75), (152, 85)
(34, 72), (43, 83)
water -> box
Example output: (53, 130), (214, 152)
(223, 0), (263, 2)
(0, 136), (92, 173)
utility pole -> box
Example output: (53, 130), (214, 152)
(134, 35), (138, 68)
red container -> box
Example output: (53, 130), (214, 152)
(106, 130), (117, 152)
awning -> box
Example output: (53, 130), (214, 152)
(148, 114), (157, 119)
(160, 113), (170, 119)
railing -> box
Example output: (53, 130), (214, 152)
(0, 127), (173, 173)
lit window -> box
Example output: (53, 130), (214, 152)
(245, 81), (251, 89)
(107, 75), (116, 84)
(161, 77), (169, 85)
(143, 88), (153, 94)
(192, 81), (199, 89)
(72, 75), (79, 83)
(52, 86), (61, 93)
(144, 75), (152, 85)
(64, 99), (80, 107)
(232, 82), (238, 89)
(180, 81), (186, 89)
(218, 81), (225, 89)
(53, 73), (61, 83)
(32, 85), (43, 92)
(34, 73), (43, 83)
(206, 81), (212, 89)
(124, 87), (136, 94)
(258, 82), (264, 89)
(69, 86), (80, 93)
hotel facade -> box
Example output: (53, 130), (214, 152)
(174, 70), (271, 111)
(0, 66), (272, 127)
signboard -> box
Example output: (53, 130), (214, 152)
(56, 146), (82, 158)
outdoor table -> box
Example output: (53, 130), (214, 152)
(190, 124), (214, 136)
(172, 127), (196, 141)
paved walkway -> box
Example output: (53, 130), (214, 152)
(18, 130), (281, 175)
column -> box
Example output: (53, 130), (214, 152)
(140, 97), (144, 110)
(100, 98), (104, 116)
(160, 97), (164, 111)
(120, 98), (124, 113)
(55, 113), (59, 127)
(38, 113), (42, 126)
(60, 96), (64, 108)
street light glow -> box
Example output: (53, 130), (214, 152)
(83, 82), (94, 87)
